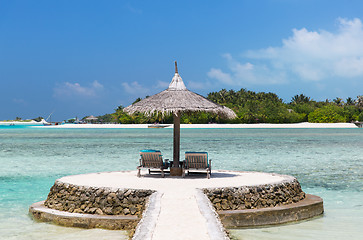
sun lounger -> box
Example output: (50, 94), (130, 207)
(137, 150), (169, 177)
(183, 152), (211, 179)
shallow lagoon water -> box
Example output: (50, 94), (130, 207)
(0, 128), (362, 239)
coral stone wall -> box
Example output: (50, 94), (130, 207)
(204, 179), (305, 211)
(44, 177), (305, 219)
(44, 181), (154, 216)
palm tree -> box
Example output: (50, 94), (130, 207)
(333, 97), (343, 106)
(356, 95), (363, 109)
(219, 89), (228, 103)
(346, 97), (354, 105)
(291, 94), (311, 104)
(133, 98), (142, 104)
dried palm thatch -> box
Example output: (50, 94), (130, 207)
(124, 89), (236, 118)
(124, 63), (237, 119)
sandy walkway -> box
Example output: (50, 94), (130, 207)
(151, 189), (209, 240)
(58, 171), (289, 240)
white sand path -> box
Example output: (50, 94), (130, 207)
(58, 171), (291, 240)
(151, 189), (209, 240)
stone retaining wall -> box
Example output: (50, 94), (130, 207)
(218, 194), (324, 228)
(44, 181), (154, 217)
(203, 178), (305, 211)
(30, 201), (140, 231)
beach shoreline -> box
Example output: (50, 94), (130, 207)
(30, 122), (359, 129)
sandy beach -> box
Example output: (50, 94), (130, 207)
(32, 122), (359, 129)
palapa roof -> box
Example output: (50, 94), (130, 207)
(123, 62), (237, 119)
(85, 115), (98, 120)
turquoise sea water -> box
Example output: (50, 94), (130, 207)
(0, 128), (362, 239)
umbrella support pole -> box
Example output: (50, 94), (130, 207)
(171, 114), (182, 176)
(170, 167), (182, 176)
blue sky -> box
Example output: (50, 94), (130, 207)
(1, 0), (363, 121)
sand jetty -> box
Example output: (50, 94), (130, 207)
(30, 170), (323, 239)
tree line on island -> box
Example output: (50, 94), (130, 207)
(14, 89), (360, 124)
(108, 89), (363, 124)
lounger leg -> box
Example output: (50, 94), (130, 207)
(161, 169), (165, 178)
(209, 159), (212, 178)
(182, 168), (185, 178)
(137, 168), (141, 178)
(207, 169), (211, 179)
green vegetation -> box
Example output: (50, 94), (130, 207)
(6, 90), (362, 124)
(1, 118), (34, 122)
(7, 90), (360, 124)
(112, 106), (174, 124)
(32, 117), (43, 122)
(109, 89), (362, 124)
(96, 114), (116, 123)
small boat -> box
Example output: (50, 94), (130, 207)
(43, 111), (55, 126)
(43, 122), (62, 126)
(148, 124), (171, 128)
(41, 112), (64, 126)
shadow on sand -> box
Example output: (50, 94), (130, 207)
(142, 170), (239, 179)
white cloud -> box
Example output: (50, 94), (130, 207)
(155, 80), (169, 89)
(13, 98), (26, 105)
(209, 18), (363, 86)
(122, 80), (171, 97)
(122, 81), (149, 95)
(53, 80), (103, 98)
(207, 68), (233, 85)
(126, 3), (143, 14)
(187, 80), (214, 91)
(208, 54), (286, 86)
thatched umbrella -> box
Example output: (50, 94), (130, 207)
(124, 62), (236, 175)
(85, 115), (98, 123)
